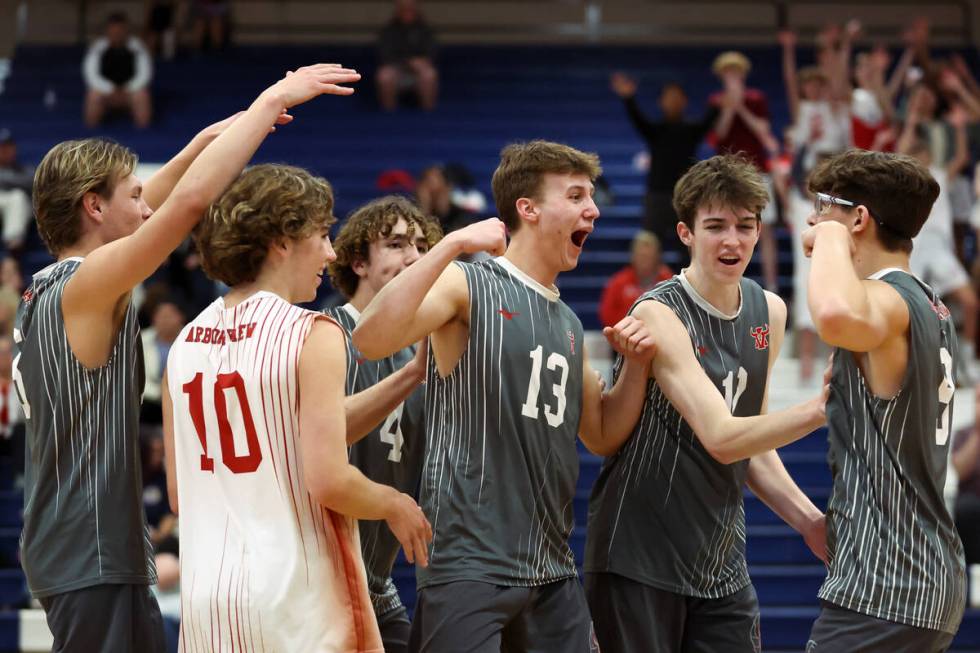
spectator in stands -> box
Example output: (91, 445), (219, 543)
(850, 44), (911, 152)
(141, 430), (175, 547)
(140, 294), (186, 424)
(598, 230), (673, 328)
(708, 50), (779, 292)
(189, 0), (230, 52)
(953, 384), (980, 565)
(83, 12), (153, 129)
(899, 94), (980, 377)
(376, 0), (438, 111)
(144, 1), (183, 61)
(610, 73), (718, 260)
(0, 335), (24, 486)
(0, 129), (33, 253)
(0, 256), (22, 336)
(416, 164), (477, 233)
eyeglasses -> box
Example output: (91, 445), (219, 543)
(814, 192), (855, 216)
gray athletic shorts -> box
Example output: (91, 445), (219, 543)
(39, 583), (166, 653)
(408, 578), (599, 653)
(585, 572), (761, 653)
(806, 601), (954, 653)
(379, 604), (411, 653)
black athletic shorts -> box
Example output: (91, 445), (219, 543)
(39, 583), (166, 653)
(585, 571), (761, 653)
(409, 577), (599, 653)
(379, 604), (412, 653)
(806, 600), (954, 653)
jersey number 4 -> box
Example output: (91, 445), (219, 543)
(182, 372), (263, 474)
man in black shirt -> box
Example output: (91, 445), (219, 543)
(83, 12), (153, 128)
(611, 73), (719, 261)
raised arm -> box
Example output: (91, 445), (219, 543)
(353, 218), (506, 358)
(301, 319), (432, 565)
(142, 110), (291, 211)
(611, 72), (659, 144)
(946, 105), (971, 179)
(579, 315), (656, 456)
(803, 220), (910, 351)
(778, 30), (801, 121)
(64, 64), (359, 362)
(634, 299), (825, 463)
(345, 339), (427, 445)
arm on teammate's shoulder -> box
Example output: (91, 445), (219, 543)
(636, 300), (825, 464)
(161, 371), (179, 516)
(300, 318), (432, 565)
(805, 221), (909, 352)
(354, 218), (505, 358)
(345, 339), (427, 445)
(579, 315), (656, 457)
(68, 64), (360, 314)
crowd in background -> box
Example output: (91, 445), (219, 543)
(1, 3), (980, 649)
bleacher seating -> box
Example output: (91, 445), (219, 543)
(0, 43), (977, 651)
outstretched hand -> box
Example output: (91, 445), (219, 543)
(268, 63), (361, 109)
(610, 72), (638, 98)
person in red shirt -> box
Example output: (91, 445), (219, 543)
(599, 230), (673, 327)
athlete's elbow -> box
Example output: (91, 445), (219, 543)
(350, 322), (386, 360)
(702, 437), (743, 465)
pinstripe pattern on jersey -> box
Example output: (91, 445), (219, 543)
(585, 273), (769, 598)
(15, 258), (155, 599)
(818, 269), (966, 635)
(170, 291), (381, 652)
(327, 303), (424, 617)
(417, 257), (584, 589)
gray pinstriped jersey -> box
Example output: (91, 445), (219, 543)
(326, 303), (425, 617)
(585, 272), (770, 598)
(416, 257), (584, 589)
(819, 269), (966, 634)
(14, 258), (155, 598)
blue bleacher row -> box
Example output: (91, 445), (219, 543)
(0, 42), (979, 651)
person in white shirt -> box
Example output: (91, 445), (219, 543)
(83, 12), (153, 128)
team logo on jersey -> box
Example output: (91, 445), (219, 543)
(567, 330), (576, 355)
(696, 343), (709, 356)
(20, 287), (32, 304)
(751, 324), (770, 350)
(930, 300), (951, 320)
(498, 308), (519, 320)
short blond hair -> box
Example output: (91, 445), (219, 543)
(194, 164), (335, 287)
(491, 140), (602, 233)
(712, 51), (751, 76)
(33, 139), (137, 256)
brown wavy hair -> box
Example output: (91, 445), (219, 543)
(194, 164), (335, 286)
(672, 154), (769, 229)
(33, 138), (137, 255)
(491, 140), (602, 233)
(328, 195), (442, 299)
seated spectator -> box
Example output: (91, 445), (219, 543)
(140, 294), (186, 423)
(189, 0), (230, 52)
(0, 129), (33, 253)
(598, 230), (673, 328)
(376, 0), (438, 111)
(953, 384), (980, 565)
(83, 12), (153, 128)
(141, 430), (176, 547)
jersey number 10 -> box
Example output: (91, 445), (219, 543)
(182, 372), (263, 474)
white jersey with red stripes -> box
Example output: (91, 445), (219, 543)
(167, 290), (381, 653)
